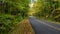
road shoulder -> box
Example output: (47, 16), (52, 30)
(8, 19), (35, 34)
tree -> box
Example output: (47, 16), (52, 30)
(0, 0), (30, 34)
(33, 0), (60, 22)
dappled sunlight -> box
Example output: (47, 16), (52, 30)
(0, 0), (60, 34)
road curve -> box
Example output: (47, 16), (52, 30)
(29, 17), (60, 34)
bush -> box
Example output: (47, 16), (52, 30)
(0, 0), (29, 34)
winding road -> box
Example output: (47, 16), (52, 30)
(29, 17), (60, 34)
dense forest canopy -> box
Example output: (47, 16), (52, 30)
(0, 0), (30, 34)
(33, 0), (60, 22)
(0, 0), (60, 34)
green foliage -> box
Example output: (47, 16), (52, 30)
(0, 14), (15, 34)
(0, 0), (29, 34)
(33, 0), (60, 22)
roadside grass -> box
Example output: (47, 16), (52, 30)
(47, 20), (60, 25)
(35, 17), (60, 24)
(42, 18), (60, 25)
(8, 19), (35, 34)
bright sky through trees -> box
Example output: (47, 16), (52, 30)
(30, 0), (37, 8)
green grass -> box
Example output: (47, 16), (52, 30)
(0, 14), (24, 34)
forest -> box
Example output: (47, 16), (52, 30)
(33, 0), (60, 23)
(0, 0), (29, 34)
(0, 0), (60, 34)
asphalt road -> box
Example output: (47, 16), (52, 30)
(29, 17), (60, 34)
